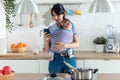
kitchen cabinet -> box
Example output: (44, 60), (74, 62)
(1, 51), (120, 74)
(0, 60), (39, 73)
(39, 60), (49, 73)
(84, 60), (120, 73)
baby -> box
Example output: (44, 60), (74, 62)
(49, 18), (74, 61)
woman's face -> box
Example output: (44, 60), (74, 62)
(51, 11), (64, 24)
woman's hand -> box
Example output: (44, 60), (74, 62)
(44, 32), (51, 41)
(43, 32), (51, 52)
(54, 42), (65, 51)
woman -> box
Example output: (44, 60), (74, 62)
(44, 3), (79, 73)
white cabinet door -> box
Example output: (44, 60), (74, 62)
(83, 60), (120, 73)
(0, 60), (39, 73)
(76, 60), (84, 68)
(77, 60), (120, 80)
(39, 60), (49, 73)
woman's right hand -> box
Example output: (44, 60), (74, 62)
(44, 32), (51, 41)
(43, 32), (51, 52)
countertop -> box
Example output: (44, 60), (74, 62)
(15, 73), (66, 80)
(10, 73), (120, 80)
(0, 51), (120, 60)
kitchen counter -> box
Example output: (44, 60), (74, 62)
(98, 73), (120, 80)
(0, 51), (120, 60)
(15, 73), (66, 80)
(15, 73), (120, 80)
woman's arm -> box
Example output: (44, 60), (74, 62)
(65, 34), (79, 48)
(43, 33), (51, 52)
(54, 34), (79, 51)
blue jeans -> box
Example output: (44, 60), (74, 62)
(48, 51), (76, 73)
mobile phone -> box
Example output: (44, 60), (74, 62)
(43, 29), (50, 34)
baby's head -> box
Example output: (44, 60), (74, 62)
(60, 18), (71, 29)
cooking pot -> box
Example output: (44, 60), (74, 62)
(69, 68), (98, 80)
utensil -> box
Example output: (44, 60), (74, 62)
(70, 68), (98, 80)
(18, 14), (23, 26)
(63, 61), (79, 72)
(29, 14), (34, 28)
(75, 4), (82, 15)
(66, 4), (74, 15)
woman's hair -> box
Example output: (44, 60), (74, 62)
(51, 3), (66, 18)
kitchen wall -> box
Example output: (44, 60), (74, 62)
(3, 0), (120, 75)
(7, 1), (120, 52)
(0, 1), (7, 53)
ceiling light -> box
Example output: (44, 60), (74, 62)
(89, 0), (115, 13)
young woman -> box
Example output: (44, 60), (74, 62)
(44, 3), (79, 73)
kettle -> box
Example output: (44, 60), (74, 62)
(69, 68), (98, 80)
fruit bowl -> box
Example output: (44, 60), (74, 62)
(10, 42), (27, 53)
(0, 72), (15, 80)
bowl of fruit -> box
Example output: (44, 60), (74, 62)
(0, 66), (15, 80)
(11, 42), (27, 53)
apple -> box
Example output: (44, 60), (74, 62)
(2, 66), (12, 75)
(0, 70), (3, 76)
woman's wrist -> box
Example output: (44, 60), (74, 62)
(64, 44), (68, 48)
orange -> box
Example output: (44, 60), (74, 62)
(11, 43), (16, 48)
(17, 42), (23, 48)
(23, 44), (27, 47)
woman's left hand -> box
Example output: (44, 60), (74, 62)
(54, 42), (65, 51)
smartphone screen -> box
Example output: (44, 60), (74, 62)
(43, 29), (50, 34)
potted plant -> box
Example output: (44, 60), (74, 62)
(93, 36), (107, 52)
(2, 0), (16, 33)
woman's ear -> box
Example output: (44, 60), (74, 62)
(64, 12), (66, 18)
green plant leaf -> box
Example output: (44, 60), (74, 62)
(93, 36), (107, 44)
(3, 0), (16, 33)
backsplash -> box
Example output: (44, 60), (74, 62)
(7, 2), (120, 52)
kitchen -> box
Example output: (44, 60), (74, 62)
(1, 0), (120, 80)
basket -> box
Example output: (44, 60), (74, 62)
(0, 73), (15, 80)
(11, 47), (27, 53)
(18, 47), (27, 53)
(11, 48), (18, 53)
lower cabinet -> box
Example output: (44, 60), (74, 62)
(77, 60), (120, 80)
(0, 60), (39, 73)
(1, 60), (120, 74)
(39, 60), (49, 73)
(83, 60), (120, 73)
